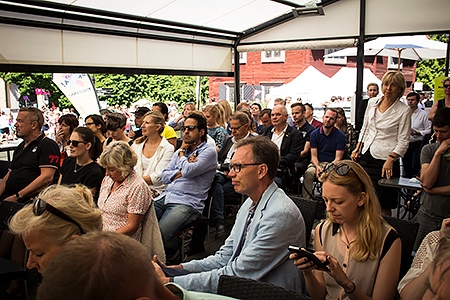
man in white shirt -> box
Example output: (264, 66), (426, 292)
(403, 92), (431, 178)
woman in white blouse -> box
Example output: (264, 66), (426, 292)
(351, 71), (411, 216)
(132, 111), (174, 198)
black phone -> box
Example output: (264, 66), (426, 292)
(288, 246), (329, 271)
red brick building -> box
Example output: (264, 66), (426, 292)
(209, 49), (416, 102)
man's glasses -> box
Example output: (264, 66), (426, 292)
(230, 124), (245, 131)
(32, 198), (86, 234)
(444, 84), (450, 89)
(228, 163), (262, 173)
(323, 163), (351, 176)
(67, 140), (88, 147)
(181, 125), (198, 132)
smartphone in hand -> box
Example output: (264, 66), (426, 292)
(288, 246), (330, 272)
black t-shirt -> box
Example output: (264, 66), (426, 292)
(60, 156), (104, 195)
(5, 134), (60, 200)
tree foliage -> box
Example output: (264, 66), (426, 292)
(416, 34), (449, 91)
(0, 72), (209, 108)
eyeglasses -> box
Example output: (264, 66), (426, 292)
(181, 125), (198, 132)
(84, 122), (95, 126)
(230, 124), (245, 131)
(323, 163), (351, 176)
(67, 140), (88, 147)
(444, 84), (450, 89)
(228, 163), (262, 173)
(32, 198), (86, 234)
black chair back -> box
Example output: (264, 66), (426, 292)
(290, 196), (318, 246)
(218, 275), (311, 300)
(382, 215), (420, 279)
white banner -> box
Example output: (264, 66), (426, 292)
(52, 74), (100, 119)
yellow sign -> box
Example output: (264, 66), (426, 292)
(434, 76), (447, 101)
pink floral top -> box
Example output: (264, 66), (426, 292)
(98, 170), (151, 241)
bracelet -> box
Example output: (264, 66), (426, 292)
(344, 281), (356, 294)
(388, 154), (397, 160)
(179, 148), (186, 153)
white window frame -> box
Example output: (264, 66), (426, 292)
(231, 51), (247, 64)
(388, 56), (403, 70)
(324, 49), (347, 65)
(261, 50), (285, 63)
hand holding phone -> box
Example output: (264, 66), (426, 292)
(288, 246), (329, 272)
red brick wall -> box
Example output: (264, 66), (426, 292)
(209, 49), (416, 100)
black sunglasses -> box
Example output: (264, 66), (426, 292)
(67, 139), (88, 147)
(181, 125), (198, 132)
(444, 84), (450, 89)
(32, 198), (86, 234)
(323, 163), (351, 176)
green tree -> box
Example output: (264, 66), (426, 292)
(416, 34), (449, 90)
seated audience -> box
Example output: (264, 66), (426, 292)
(356, 83), (379, 131)
(334, 107), (357, 158)
(302, 108), (346, 199)
(36, 231), (236, 300)
(260, 105), (302, 189)
(291, 160), (402, 299)
(9, 184), (102, 274)
(291, 102), (315, 179)
(169, 102), (196, 131)
(257, 108), (272, 133)
(155, 112), (217, 264)
(251, 102), (262, 125)
(84, 114), (107, 149)
(217, 99), (233, 135)
(413, 107), (450, 250)
(304, 103), (322, 128)
(153, 136), (305, 293)
(59, 127), (104, 198)
(203, 104), (228, 151)
(152, 102), (177, 148)
(128, 106), (150, 141)
(55, 113), (79, 167)
(132, 111), (174, 198)
(398, 218), (450, 299)
(97, 142), (153, 242)
(105, 113), (131, 146)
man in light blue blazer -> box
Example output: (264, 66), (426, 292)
(153, 135), (306, 293)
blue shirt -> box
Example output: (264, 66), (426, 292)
(160, 142), (217, 213)
(310, 127), (346, 162)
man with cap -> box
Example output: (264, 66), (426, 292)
(129, 106), (151, 140)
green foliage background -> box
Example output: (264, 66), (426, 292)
(415, 34), (449, 90)
(0, 73), (209, 109)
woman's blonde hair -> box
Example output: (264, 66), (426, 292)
(203, 104), (226, 128)
(98, 141), (137, 177)
(382, 71), (406, 100)
(218, 100), (232, 124)
(135, 111), (165, 144)
(9, 184), (102, 245)
(319, 160), (383, 261)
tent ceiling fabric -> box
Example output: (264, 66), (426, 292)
(0, 0), (448, 74)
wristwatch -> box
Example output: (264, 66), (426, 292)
(16, 192), (23, 201)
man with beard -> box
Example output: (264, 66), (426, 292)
(302, 108), (346, 199)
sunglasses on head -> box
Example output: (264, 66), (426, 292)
(323, 162), (351, 176)
(181, 125), (198, 132)
(67, 140), (88, 147)
(32, 198), (86, 234)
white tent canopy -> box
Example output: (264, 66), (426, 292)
(0, 0), (448, 75)
(268, 66), (331, 106)
(329, 67), (382, 98)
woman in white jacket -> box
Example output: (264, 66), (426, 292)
(132, 111), (174, 198)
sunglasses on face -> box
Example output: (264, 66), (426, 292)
(323, 163), (351, 176)
(444, 84), (450, 89)
(32, 198), (86, 234)
(67, 140), (88, 147)
(181, 125), (198, 132)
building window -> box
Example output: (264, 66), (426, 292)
(324, 49), (347, 65)
(261, 50), (285, 63)
(231, 51), (247, 64)
(388, 56), (403, 70)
